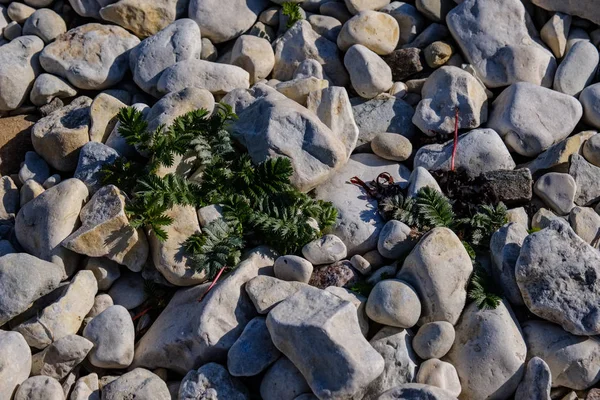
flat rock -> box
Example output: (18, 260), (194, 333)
(397, 228), (472, 325)
(0, 331), (31, 400)
(40, 23), (139, 90)
(446, 0), (556, 88)
(132, 247), (276, 374)
(487, 82), (582, 157)
(83, 305), (134, 369)
(516, 221), (600, 336)
(570, 153), (600, 206)
(15, 270), (97, 349)
(179, 363), (249, 400)
(0, 253), (63, 326)
(413, 66), (488, 136)
(351, 95), (416, 145)
(246, 275), (308, 314)
(267, 286), (384, 399)
(515, 357), (551, 400)
(445, 301), (526, 400)
(227, 317), (281, 377)
(0, 36), (44, 111)
(531, 0), (600, 26)
(314, 153), (410, 255)
(523, 319), (600, 390)
(414, 128), (515, 178)
(73, 142), (120, 193)
(31, 96), (92, 171)
(38, 334), (93, 380)
(102, 368), (171, 400)
(15, 178), (89, 278)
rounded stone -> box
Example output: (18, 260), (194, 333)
(581, 83), (600, 130)
(84, 257), (121, 291)
(534, 172), (577, 215)
(412, 321), (455, 359)
(584, 134), (600, 167)
(424, 41), (453, 68)
(344, 44), (393, 99)
(13, 376), (64, 400)
(6, 3), (35, 24)
(415, 359), (461, 397)
(22, 9), (66, 44)
(231, 34), (275, 85)
(301, 234), (347, 265)
(274, 255), (313, 283)
(371, 132), (413, 162)
(3, 21), (22, 40)
(337, 10), (399, 55)
(366, 279), (421, 328)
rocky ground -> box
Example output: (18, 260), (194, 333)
(1, 0), (600, 399)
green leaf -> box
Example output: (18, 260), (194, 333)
(468, 267), (502, 310)
(282, 2), (303, 28)
(415, 187), (455, 228)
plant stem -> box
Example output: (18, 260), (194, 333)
(451, 107), (459, 172)
(132, 306), (153, 321)
(198, 266), (227, 302)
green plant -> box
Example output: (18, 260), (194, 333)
(468, 266), (502, 311)
(350, 281), (374, 297)
(282, 2), (303, 28)
(415, 187), (456, 229)
(468, 203), (508, 246)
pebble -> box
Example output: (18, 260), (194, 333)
(13, 376), (64, 400)
(7, 2), (35, 23)
(19, 179), (45, 207)
(108, 271), (148, 310)
(337, 10), (399, 55)
(301, 234), (347, 265)
(227, 317), (281, 377)
(102, 368), (171, 400)
(84, 305), (135, 369)
(553, 40), (599, 96)
(38, 334), (93, 380)
(366, 279), (421, 328)
(3, 21), (21, 40)
(260, 357), (311, 400)
(416, 0), (455, 22)
(540, 12), (571, 58)
(308, 14), (341, 42)
(423, 41), (453, 67)
(515, 357), (552, 400)
(377, 219), (415, 258)
(200, 37), (218, 61)
(22, 9), (66, 43)
(30, 73), (77, 107)
(84, 257), (121, 291)
(345, 44), (393, 99)
(580, 83), (600, 130)
(380, 2), (425, 46)
(534, 172), (577, 215)
(371, 132), (412, 161)
(415, 359), (461, 397)
(274, 255), (313, 283)
(85, 293), (114, 321)
(231, 35), (275, 85)
(413, 321), (455, 360)
(344, 0), (390, 15)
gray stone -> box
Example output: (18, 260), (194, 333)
(487, 82), (582, 157)
(19, 151), (50, 185)
(301, 234), (347, 265)
(414, 128), (515, 178)
(404, 22), (449, 49)
(266, 286), (384, 399)
(274, 255), (313, 283)
(446, 0), (556, 88)
(531, 0), (600, 26)
(366, 279), (421, 328)
(86, 293), (114, 322)
(3, 21), (21, 40)
(416, 359), (461, 397)
(39, 334), (93, 380)
(523, 319), (600, 390)
(102, 368), (170, 400)
(360, 327), (418, 399)
(196, 204), (223, 227)
(407, 167), (442, 198)
(397, 228), (472, 325)
(31, 96), (92, 171)
(445, 301), (526, 400)
(70, 373), (100, 400)
(490, 223), (528, 306)
(337, 11), (399, 55)
(40, 23), (139, 90)
(6, 3), (34, 23)
(325, 286), (369, 337)
(526, 131), (596, 176)
(531, 208), (563, 230)
(20, 179), (44, 207)
(569, 153), (600, 206)
(308, 14), (341, 42)
(345, 44), (393, 99)
(0, 253), (63, 326)
(534, 172), (576, 215)
(351, 95), (416, 145)
(273, 20), (348, 87)
(371, 132), (412, 162)
(541, 12), (571, 58)
(581, 84), (600, 131)
(227, 317), (280, 377)
(413, 321), (455, 360)
(0, 176), (19, 220)
(515, 357), (551, 400)
(506, 207), (529, 228)
(15, 178), (88, 278)
(83, 305), (134, 369)
(84, 257), (121, 290)
(179, 363), (249, 399)
(382, 48), (423, 81)
(189, 0), (269, 44)
(108, 271), (147, 310)
(146, 87), (214, 134)
(246, 275), (308, 314)
(554, 40), (599, 96)
(260, 357), (311, 400)
(0, 35), (44, 111)
(30, 73), (77, 107)
(377, 220), (416, 259)
(0, 331), (31, 400)
(73, 142), (119, 193)
(132, 248), (276, 374)
(22, 9), (66, 44)
(344, 0), (390, 14)
(569, 207), (600, 247)
(377, 384), (457, 400)
(516, 221), (600, 336)
(15, 270), (97, 349)
(380, 1), (425, 46)
(63, 185), (149, 272)
(314, 153), (410, 255)
(231, 34), (274, 85)
(67, 0), (118, 19)
(413, 66), (488, 135)
(13, 376), (64, 400)
(416, 0), (455, 22)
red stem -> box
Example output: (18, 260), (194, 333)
(451, 107), (459, 172)
(132, 306), (153, 321)
(198, 266), (227, 302)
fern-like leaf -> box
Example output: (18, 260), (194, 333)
(468, 267), (502, 310)
(117, 107), (151, 147)
(282, 2), (303, 28)
(415, 187), (455, 228)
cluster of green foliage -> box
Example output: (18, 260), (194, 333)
(282, 2), (303, 28)
(378, 186), (507, 310)
(102, 104), (337, 280)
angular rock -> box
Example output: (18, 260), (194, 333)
(22, 9), (66, 44)
(88, 93), (127, 144)
(40, 23), (139, 90)
(445, 301), (526, 399)
(273, 20), (348, 87)
(83, 305), (134, 369)
(541, 12), (571, 58)
(397, 228), (472, 325)
(0, 253), (63, 326)
(308, 260), (359, 289)
(189, 0), (269, 44)
(523, 319), (600, 390)
(569, 207), (600, 247)
(266, 286), (384, 399)
(414, 128), (515, 178)
(231, 34), (274, 85)
(446, 0), (556, 88)
(31, 96), (92, 171)
(516, 221), (600, 335)
(360, 327), (418, 399)
(413, 321), (455, 360)
(337, 11), (399, 55)
(314, 153), (410, 255)
(413, 66), (488, 135)
(515, 357), (551, 400)
(246, 275), (308, 314)
(0, 331), (31, 400)
(351, 95), (416, 144)
(377, 220), (416, 259)
(260, 357), (311, 400)
(15, 270), (97, 349)
(534, 172), (576, 215)
(102, 368), (170, 400)
(481, 169), (533, 207)
(527, 131), (596, 176)
(554, 40), (599, 96)
(274, 255), (313, 283)
(13, 376), (64, 400)
(15, 178), (88, 278)
(366, 279), (421, 328)
(490, 223), (528, 306)
(179, 363), (249, 400)
(132, 247), (276, 374)
(377, 384), (457, 400)
(382, 48), (423, 81)
(0, 176), (19, 220)
(0, 35), (44, 111)
(345, 44), (393, 99)
(73, 142), (119, 193)
(570, 153), (600, 206)
(30, 73), (77, 107)
(39, 334), (93, 380)
(416, 359), (461, 397)
(531, 0), (600, 27)
(228, 317), (281, 377)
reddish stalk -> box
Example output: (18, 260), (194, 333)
(198, 266), (227, 302)
(451, 107), (460, 172)
(132, 306), (153, 321)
